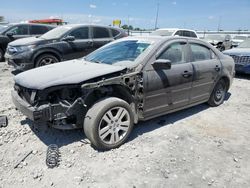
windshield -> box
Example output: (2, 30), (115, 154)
(150, 30), (174, 36)
(85, 40), (151, 65)
(205, 35), (224, 41)
(233, 36), (247, 40)
(238, 39), (250, 48)
(40, 26), (72, 39)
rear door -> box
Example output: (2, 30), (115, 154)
(188, 40), (222, 103)
(143, 39), (194, 118)
(63, 26), (93, 59)
(91, 26), (114, 51)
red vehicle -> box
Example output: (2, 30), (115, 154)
(29, 19), (67, 25)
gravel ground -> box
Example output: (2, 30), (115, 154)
(0, 62), (250, 188)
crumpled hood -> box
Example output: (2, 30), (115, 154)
(223, 48), (250, 56)
(9, 36), (44, 46)
(14, 59), (126, 90)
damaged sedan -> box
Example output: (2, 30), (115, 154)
(12, 36), (234, 149)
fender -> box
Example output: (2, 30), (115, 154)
(31, 47), (62, 63)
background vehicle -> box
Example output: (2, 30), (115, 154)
(223, 38), (250, 74)
(5, 24), (127, 71)
(232, 35), (248, 47)
(203, 34), (232, 51)
(0, 23), (55, 62)
(12, 36), (234, 150)
(150, 28), (198, 38)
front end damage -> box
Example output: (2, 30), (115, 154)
(12, 71), (144, 129)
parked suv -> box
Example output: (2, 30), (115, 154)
(0, 23), (55, 61)
(5, 24), (127, 71)
(150, 28), (198, 38)
(12, 36), (234, 150)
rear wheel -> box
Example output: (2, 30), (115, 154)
(84, 97), (134, 150)
(208, 79), (227, 107)
(35, 54), (59, 67)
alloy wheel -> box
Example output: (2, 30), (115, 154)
(98, 107), (131, 145)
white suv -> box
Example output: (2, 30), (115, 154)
(150, 28), (198, 38)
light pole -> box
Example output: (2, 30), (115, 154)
(154, 2), (159, 30)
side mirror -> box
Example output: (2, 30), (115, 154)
(152, 59), (171, 70)
(62, 36), (75, 42)
(6, 32), (14, 37)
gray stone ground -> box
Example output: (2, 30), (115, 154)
(0, 62), (250, 188)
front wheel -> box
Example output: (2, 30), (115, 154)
(84, 97), (134, 150)
(35, 54), (59, 67)
(208, 79), (227, 107)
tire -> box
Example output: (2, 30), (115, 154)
(208, 79), (227, 107)
(0, 48), (4, 62)
(35, 54), (59, 67)
(84, 97), (134, 150)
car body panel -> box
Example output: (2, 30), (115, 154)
(14, 59), (126, 90)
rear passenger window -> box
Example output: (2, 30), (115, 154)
(93, 27), (110, 38)
(190, 43), (212, 61)
(30, 25), (49, 35)
(190, 32), (197, 38)
(158, 42), (187, 64)
(111, 29), (120, 37)
(69, 27), (89, 39)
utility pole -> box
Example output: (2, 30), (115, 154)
(127, 15), (130, 36)
(154, 2), (159, 30)
(217, 16), (222, 31)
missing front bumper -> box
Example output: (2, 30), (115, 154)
(11, 90), (51, 122)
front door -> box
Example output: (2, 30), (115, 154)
(143, 40), (193, 118)
(188, 42), (222, 103)
(7, 24), (30, 41)
(63, 27), (93, 60)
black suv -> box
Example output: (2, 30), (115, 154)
(5, 24), (127, 71)
(0, 23), (55, 61)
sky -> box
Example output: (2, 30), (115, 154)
(0, 0), (250, 31)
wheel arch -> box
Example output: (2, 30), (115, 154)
(83, 84), (138, 123)
(32, 49), (62, 66)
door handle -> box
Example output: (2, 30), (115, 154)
(215, 65), (221, 72)
(182, 71), (192, 78)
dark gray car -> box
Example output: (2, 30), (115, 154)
(0, 23), (55, 61)
(11, 36), (234, 150)
(5, 24), (127, 71)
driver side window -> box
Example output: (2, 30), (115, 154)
(157, 42), (187, 64)
(8, 25), (29, 35)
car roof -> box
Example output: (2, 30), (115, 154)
(8, 23), (55, 27)
(59, 24), (122, 30)
(155, 28), (197, 33)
